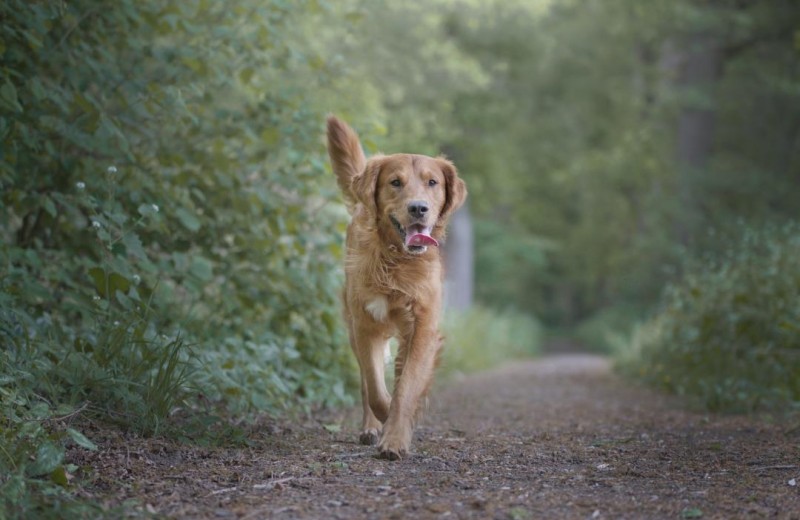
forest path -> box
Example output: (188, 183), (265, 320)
(84, 354), (800, 519)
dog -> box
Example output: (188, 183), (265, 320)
(326, 116), (467, 459)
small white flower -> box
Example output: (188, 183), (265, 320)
(107, 165), (117, 174)
(151, 204), (159, 213)
(93, 295), (101, 301)
(113, 321), (120, 327)
(133, 274), (141, 285)
(76, 182), (85, 190)
(91, 220), (101, 229)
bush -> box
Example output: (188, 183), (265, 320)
(619, 224), (800, 412)
(1, 0), (356, 414)
(1, 1), (356, 514)
(573, 304), (645, 354)
(440, 306), (542, 376)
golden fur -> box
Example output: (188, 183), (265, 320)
(326, 116), (467, 459)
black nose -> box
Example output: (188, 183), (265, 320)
(407, 201), (429, 219)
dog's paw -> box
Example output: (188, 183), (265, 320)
(359, 428), (380, 446)
(377, 430), (411, 460)
(378, 446), (406, 460)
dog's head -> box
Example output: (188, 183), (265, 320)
(352, 154), (467, 255)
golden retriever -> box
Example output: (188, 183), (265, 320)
(326, 116), (467, 459)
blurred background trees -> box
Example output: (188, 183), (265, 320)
(443, 0), (800, 329)
(1, 0), (799, 508)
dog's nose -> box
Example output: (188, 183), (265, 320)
(407, 201), (429, 219)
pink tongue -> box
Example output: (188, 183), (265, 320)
(406, 233), (438, 247)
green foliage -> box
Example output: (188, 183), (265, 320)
(443, 0), (800, 326)
(0, 0), (487, 511)
(440, 307), (542, 376)
(2, 0), (798, 512)
(619, 224), (800, 412)
(573, 305), (647, 354)
(473, 219), (553, 315)
(1, 0), (355, 416)
(444, 0), (677, 323)
(0, 0), (361, 513)
(0, 386), (106, 518)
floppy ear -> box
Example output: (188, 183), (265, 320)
(436, 158), (467, 221)
(350, 156), (386, 221)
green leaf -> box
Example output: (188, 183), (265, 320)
(42, 196), (57, 217)
(30, 402), (51, 419)
(0, 80), (22, 113)
(109, 272), (131, 296)
(260, 127), (280, 146)
(29, 76), (46, 101)
(28, 442), (64, 477)
(122, 232), (147, 260)
(239, 67), (254, 84)
(50, 465), (69, 487)
(137, 203), (159, 217)
(88, 268), (131, 297)
(66, 428), (98, 451)
(681, 508), (703, 519)
(175, 207), (201, 232)
(189, 255), (213, 281)
(88, 267), (106, 295)
(323, 423), (341, 433)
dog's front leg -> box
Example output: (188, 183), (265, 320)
(352, 321), (392, 441)
(348, 319), (387, 445)
(356, 373), (383, 445)
(379, 307), (439, 460)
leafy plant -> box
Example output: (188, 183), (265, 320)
(619, 224), (800, 412)
(440, 306), (542, 376)
(1, 0), (360, 514)
(573, 304), (646, 354)
(0, 363), (105, 518)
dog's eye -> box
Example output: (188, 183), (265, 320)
(428, 179), (438, 187)
(390, 179), (402, 187)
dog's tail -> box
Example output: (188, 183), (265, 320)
(327, 115), (366, 212)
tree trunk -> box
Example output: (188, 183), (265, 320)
(443, 203), (474, 311)
(672, 33), (723, 245)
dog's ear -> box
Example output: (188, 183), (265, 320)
(351, 156), (386, 220)
(436, 158), (467, 221)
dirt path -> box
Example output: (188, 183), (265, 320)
(81, 355), (800, 519)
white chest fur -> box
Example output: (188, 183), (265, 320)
(364, 295), (389, 322)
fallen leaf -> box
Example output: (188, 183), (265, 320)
(681, 508), (703, 519)
(323, 423), (341, 433)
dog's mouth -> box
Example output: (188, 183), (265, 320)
(390, 215), (438, 253)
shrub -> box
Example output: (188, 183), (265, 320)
(440, 306), (542, 376)
(1, 1), (354, 514)
(619, 224), (800, 412)
(573, 304), (645, 354)
(1, 0), (355, 417)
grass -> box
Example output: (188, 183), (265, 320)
(0, 304), (194, 518)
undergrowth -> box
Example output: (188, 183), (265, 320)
(572, 304), (645, 354)
(440, 306), (542, 376)
(618, 224), (800, 413)
(1, 2), (355, 515)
